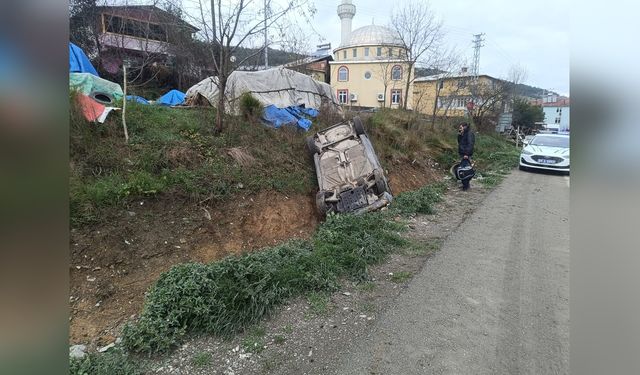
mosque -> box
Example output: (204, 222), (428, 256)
(329, 0), (413, 109)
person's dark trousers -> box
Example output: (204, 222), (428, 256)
(460, 158), (471, 190)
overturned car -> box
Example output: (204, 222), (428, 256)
(306, 117), (393, 215)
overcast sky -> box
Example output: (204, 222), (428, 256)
(174, 0), (569, 95)
(306, 0), (569, 96)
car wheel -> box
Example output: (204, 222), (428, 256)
(315, 191), (329, 216)
(306, 136), (320, 156)
(353, 116), (366, 136)
(374, 169), (391, 195)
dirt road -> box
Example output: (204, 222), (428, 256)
(332, 170), (570, 374)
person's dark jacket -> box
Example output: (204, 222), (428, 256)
(458, 127), (475, 158)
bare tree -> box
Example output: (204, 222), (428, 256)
(427, 50), (464, 127)
(468, 66), (526, 131)
(390, 0), (445, 110)
(188, 0), (311, 133)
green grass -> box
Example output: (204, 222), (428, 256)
(306, 291), (331, 316)
(242, 326), (267, 353)
(392, 183), (446, 215)
(70, 101), (314, 226)
(121, 212), (408, 354)
(390, 271), (413, 283)
(191, 351), (212, 368)
(357, 281), (376, 292)
(402, 239), (444, 256)
(69, 347), (144, 375)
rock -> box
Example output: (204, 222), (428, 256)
(97, 343), (115, 353)
(127, 211), (136, 217)
(179, 238), (187, 244)
(358, 314), (367, 318)
(69, 344), (86, 359)
(341, 292), (352, 296)
(86, 276), (96, 282)
(115, 337), (122, 344)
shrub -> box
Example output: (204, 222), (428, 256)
(239, 92), (263, 120)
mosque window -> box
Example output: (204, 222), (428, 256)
(391, 65), (402, 80)
(338, 66), (349, 81)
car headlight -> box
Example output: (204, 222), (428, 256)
(522, 149), (533, 155)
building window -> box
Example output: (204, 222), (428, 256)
(376, 47), (382, 56)
(364, 71), (372, 80)
(343, 50), (347, 59)
(391, 65), (402, 80)
(352, 48), (357, 57)
(391, 89), (402, 105)
(364, 47), (369, 57)
(388, 48), (393, 57)
(337, 89), (349, 104)
(457, 79), (467, 89)
(555, 117), (561, 124)
(338, 66), (349, 81)
(438, 80), (444, 89)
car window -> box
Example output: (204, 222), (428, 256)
(531, 136), (569, 148)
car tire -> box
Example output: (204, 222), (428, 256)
(353, 117), (366, 136)
(316, 191), (329, 216)
(306, 136), (320, 156)
(374, 169), (391, 195)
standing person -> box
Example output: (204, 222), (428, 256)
(457, 122), (475, 190)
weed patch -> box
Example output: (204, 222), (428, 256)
(306, 291), (331, 316)
(191, 352), (212, 368)
(390, 271), (413, 283)
(392, 183), (446, 215)
(69, 347), (144, 375)
(121, 212), (408, 354)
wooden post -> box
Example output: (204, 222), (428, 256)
(122, 64), (129, 143)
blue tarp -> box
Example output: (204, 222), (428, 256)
(157, 89), (185, 106)
(262, 105), (318, 131)
(69, 42), (99, 77)
(126, 95), (150, 105)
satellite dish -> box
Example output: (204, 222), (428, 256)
(230, 55), (237, 63)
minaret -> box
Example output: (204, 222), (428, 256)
(337, 0), (356, 46)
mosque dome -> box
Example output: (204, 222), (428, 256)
(340, 25), (404, 48)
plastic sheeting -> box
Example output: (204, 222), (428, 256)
(69, 42), (99, 76)
(184, 67), (340, 113)
(69, 72), (123, 105)
(126, 95), (150, 105)
(262, 105), (319, 131)
(157, 89), (185, 106)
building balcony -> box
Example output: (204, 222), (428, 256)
(99, 32), (172, 55)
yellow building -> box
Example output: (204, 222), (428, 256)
(413, 70), (505, 117)
(330, 1), (413, 109)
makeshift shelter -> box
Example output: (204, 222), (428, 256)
(69, 42), (99, 77)
(185, 67), (340, 113)
(157, 89), (185, 106)
(69, 72), (124, 105)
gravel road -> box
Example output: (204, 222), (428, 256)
(332, 170), (570, 374)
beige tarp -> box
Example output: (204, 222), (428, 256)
(184, 67), (340, 113)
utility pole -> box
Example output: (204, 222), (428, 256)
(264, 0), (268, 69)
(471, 33), (485, 79)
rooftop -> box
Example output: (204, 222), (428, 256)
(338, 25), (404, 49)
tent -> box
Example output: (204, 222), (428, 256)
(157, 89), (185, 106)
(69, 42), (99, 77)
(184, 67), (340, 113)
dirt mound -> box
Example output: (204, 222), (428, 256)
(69, 191), (318, 347)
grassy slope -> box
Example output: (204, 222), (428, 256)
(69, 105), (520, 373)
(70, 101), (314, 226)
